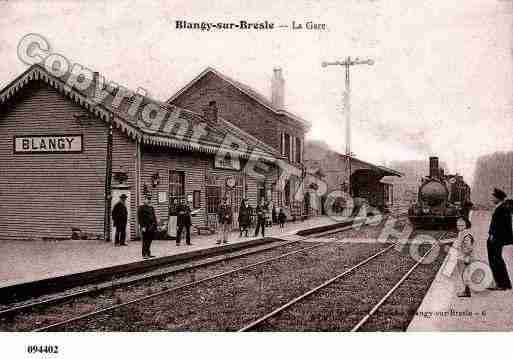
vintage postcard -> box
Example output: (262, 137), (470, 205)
(0, 0), (512, 357)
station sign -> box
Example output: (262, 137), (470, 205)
(14, 135), (83, 154)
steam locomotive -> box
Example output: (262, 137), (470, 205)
(408, 156), (471, 229)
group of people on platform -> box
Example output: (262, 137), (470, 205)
(239, 198), (288, 238)
(110, 194), (290, 259)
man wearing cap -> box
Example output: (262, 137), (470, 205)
(176, 197), (192, 246)
(138, 195), (157, 259)
(112, 194), (128, 246)
(217, 197), (232, 244)
(487, 188), (513, 290)
(254, 198), (267, 238)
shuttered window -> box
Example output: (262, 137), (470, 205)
(206, 186), (221, 214)
(291, 136), (295, 163)
(284, 133), (291, 161)
(284, 180), (291, 206)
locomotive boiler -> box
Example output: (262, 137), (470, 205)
(408, 156), (471, 229)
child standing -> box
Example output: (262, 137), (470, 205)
(455, 217), (474, 297)
(278, 208), (287, 228)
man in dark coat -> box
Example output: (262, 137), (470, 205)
(112, 194), (128, 246)
(137, 195), (157, 259)
(254, 199), (267, 238)
(487, 188), (513, 290)
(176, 198), (192, 246)
(217, 197), (233, 244)
(238, 198), (251, 237)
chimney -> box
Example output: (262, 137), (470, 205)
(88, 71), (99, 98)
(271, 68), (284, 110)
(429, 156), (439, 178)
(203, 100), (218, 123)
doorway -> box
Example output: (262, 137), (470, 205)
(111, 187), (131, 241)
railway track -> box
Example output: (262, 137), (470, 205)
(39, 243), (390, 331)
(2, 217), (375, 315)
(239, 231), (447, 331)
(0, 215), (400, 331)
(31, 224), (425, 332)
(0, 239), (307, 317)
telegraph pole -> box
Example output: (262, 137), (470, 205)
(322, 57), (374, 195)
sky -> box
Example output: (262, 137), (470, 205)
(0, 0), (512, 183)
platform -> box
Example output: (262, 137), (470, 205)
(408, 210), (513, 331)
(0, 215), (345, 290)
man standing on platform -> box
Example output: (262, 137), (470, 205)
(112, 194), (128, 246)
(238, 198), (251, 237)
(138, 194), (157, 259)
(217, 197), (232, 244)
(176, 197), (192, 246)
(254, 198), (267, 238)
(487, 188), (513, 290)
(168, 198), (178, 241)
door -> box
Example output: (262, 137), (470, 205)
(169, 170), (185, 204)
(168, 170), (185, 237)
(227, 176), (244, 230)
(111, 189), (131, 241)
(206, 186), (221, 229)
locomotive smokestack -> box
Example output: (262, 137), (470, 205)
(429, 156), (439, 178)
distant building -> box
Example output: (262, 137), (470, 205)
(304, 141), (401, 211)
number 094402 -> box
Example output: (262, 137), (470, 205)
(27, 345), (59, 354)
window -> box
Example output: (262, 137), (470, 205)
(284, 133), (291, 162)
(257, 182), (266, 203)
(228, 176), (244, 213)
(206, 186), (221, 214)
(295, 137), (302, 163)
(193, 190), (201, 209)
(272, 188), (282, 208)
(169, 170), (185, 203)
(284, 180), (291, 206)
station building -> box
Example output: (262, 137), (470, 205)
(0, 64), (285, 241)
(167, 67), (311, 217)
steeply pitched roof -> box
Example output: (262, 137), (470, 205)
(0, 64), (282, 162)
(167, 67), (311, 129)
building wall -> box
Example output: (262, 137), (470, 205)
(111, 128), (137, 239)
(0, 81), (108, 240)
(141, 148), (209, 228)
(140, 147), (282, 232)
(304, 152), (371, 194)
(170, 72), (306, 162)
